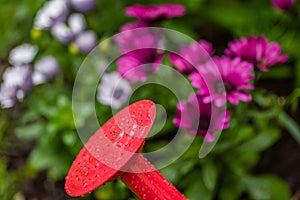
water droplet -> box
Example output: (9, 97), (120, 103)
(142, 194), (147, 199)
(83, 183), (88, 188)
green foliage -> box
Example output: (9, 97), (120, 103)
(1, 0), (299, 199)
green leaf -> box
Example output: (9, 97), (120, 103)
(183, 171), (214, 200)
(202, 161), (218, 191)
(15, 123), (45, 140)
(242, 175), (291, 200)
(234, 129), (280, 154)
(278, 112), (300, 146)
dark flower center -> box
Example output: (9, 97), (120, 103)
(196, 117), (210, 132)
(113, 89), (124, 99)
(214, 81), (233, 94)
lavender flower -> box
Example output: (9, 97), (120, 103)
(173, 94), (230, 142)
(74, 30), (98, 53)
(97, 72), (132, 109)
(225, 35), (288, 71)
(71, 0), (95, 13)
(189, 56), (255, 107)
(33, 56), (60, 85)
(169, 40), (214, 74)
(34, 0), (69, 30)
(9, 44), (38, 66)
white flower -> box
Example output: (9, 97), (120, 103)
(68, 13), (86, 35)
(34, 0), (69, 30)
(51, 13), (86, 44)
(33, 56), (60, 85)
(51, 22), (73, 43)
(9, 44), (38, 65)
(97, 72), (132, 109)
(1, 65), (32, 108)
(3, 65), (33, 94)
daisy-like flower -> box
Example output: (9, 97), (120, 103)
(120, 21), (149, 31)
(68, 13), (86, 36)
(71, 0), (95, 13)
(189, 56), (255, 107)
(34, 0), (69, 30)
(169, 40), (214, 74)
(225, 35), (288, 71)
(97, 72), (132, 109)
(271, 0), (295, 11)
(125, 4), (185, 23)
(51, 22), (74, 44)
(74, 30), (98, 53)
(33, 56), (60, 85)
(2, 65), (33, 100)
(117, 49), (164, 83)
(115, 28), (161, 54)
(51, 13), (86, 44)
(173, 94), (230, 142)
(9, 44), (38, 66)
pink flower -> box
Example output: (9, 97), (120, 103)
(225, 35), (288, 71)
(169, 40), (214, 74)
(125, 4), (185, 22)
(120, 21), (149, 31)
(189, 56), (255, 107)
(271, 0), (295, 11)
(117, 49), (164, 83)
(115, 28), (161, 54)
(173, 94), (230, 142)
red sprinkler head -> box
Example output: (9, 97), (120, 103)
(65, 100), (187, 200)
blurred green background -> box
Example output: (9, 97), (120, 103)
(0, 0), (300, 199)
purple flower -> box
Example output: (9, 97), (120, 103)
(74, 30), (98, 54)
(169, 40), (214, 74)
(71, 0), (95, 13)
(97, 72), (132, 109)
(33, 56), (60, 85)
(189, 56), (255, 107)
(34, 0), (69, 30)
(225, 35), (288, 71)
(125, 4), (185, 22)
(173, 94), (230, 142)
(271, 0), (295, 11)
(117, 49), (164, 83)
